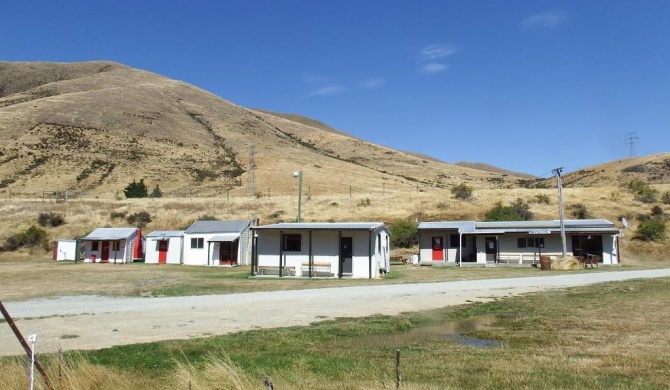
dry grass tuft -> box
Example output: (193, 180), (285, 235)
(551, 256), (584, 271)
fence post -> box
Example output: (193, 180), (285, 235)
(396, 349), (401, 389)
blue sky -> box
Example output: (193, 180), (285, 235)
(2, 1), (669, 177)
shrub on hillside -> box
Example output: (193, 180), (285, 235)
(126, 211), (152, 228)
(661, 191), (670, 205)
(533, 194), (551, 204)
(1, 226), (50, 252)
(451, 183), (474, 200)
(624, 180), (658, 203)
(568, 203), (592, 219)
(151, 185), (163, 198)
(651, 205), (664, 217)
(485, 198), (533, 221)
(110, 211), (127, 220)
(389, 220), (419, 248)
(634, 217), (666, 242)
(357, 198), (371, 207)
(37, 212), (66, 227)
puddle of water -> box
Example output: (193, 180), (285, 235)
(336, 314), (502, 349)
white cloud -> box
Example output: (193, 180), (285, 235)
(361, 78), (386, 89)
(421, 43), (457, 60)
(523, 10), (568, 29)
(422, 63), (448, 74)
(308, 85), (344, 97)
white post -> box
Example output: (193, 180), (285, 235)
(28, 334), (37, 390)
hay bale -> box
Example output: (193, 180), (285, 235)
(551, 256), (583, 271)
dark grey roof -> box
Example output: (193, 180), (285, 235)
(419, 219), (618, 234)
(184, 220), (251, 234)
(253, 222), (387, 232)
(83, 228), (139, 240)
(147, 230), (183, 238)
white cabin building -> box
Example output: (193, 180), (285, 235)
(182, 220), (256, 266)
(145, 231), (184, 264)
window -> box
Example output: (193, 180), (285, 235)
(91, 241), (99, 251)
(283, 234), (302, 251)
(190, 237), (204, 249)
(449, 234), (461, 248)
(518, 237), (545, 248)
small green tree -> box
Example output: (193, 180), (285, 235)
(451, 183), (474, 200)
(2, 226), (50, 252)
(151, 184), (163, 198)
(37, 212), (65, 227)
(484, 199), (533, 221)
(389, 220), (419, 248)
(123, 179), (149, 198)
(126, 211), (152, 228)
(634, 217), (666, 242)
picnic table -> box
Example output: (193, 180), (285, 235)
(390, 255), (407, 265)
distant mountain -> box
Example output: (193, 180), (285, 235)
(454, 161), (536, 179)
(0, 61), (524, 198)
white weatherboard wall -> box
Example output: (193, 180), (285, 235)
(183, 233), (229, 266)
(54, 240), (77, 261)
(256, 229), (389, 278)
(145, 236), (183, 264)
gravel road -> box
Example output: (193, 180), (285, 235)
(2, 268), (670, 357)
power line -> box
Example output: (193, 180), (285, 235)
(624, 132), (638, 157)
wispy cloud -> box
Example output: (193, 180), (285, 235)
(361, 78), (386, 89)
(302, 72), (343, 97)
(308, 85), (344, 97)
(418, 43), (457, 75)
(421, 44), (457, 60)
(523, 10), (568, 29)
(421, 63), (448, 74)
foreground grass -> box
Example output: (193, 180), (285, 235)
(2, 278), (669, 389)
(2, 256), (662, 300)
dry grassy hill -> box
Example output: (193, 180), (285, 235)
(561, 153), (670, 187)
(0, 61), (528, 200)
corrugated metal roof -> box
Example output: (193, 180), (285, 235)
(147, 231), (183, 238)
(253, 222), (386, 231)
(419, 219), (618, 234)
(83, 228), (138, 240)
(418, 222), (475, 231)
(208, 233), (240, 242)
(184, 220), (250, 234)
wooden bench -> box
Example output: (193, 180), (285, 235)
(301, 262), (333, 277)
(256, 265), (295, 276)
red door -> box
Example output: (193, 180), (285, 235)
(432, 237), (444, 261)
(158, 240), (168, 264)
(101, 241), (110, 262)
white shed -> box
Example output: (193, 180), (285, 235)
(182, 220), (256, 266)
(52, 239), (78, 261)
(79, 227), (144, 263)
(145, 231), (184, 264)
(251, 222), (391, 279)
(418, 219), (621, 266)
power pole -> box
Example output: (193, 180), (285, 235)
(553, 167), (567, 258)
(246, 145), (256, 196)
(624, 132), (638, 157)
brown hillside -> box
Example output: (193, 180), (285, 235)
(455, 161), (536, 179)
(560, 153), (670, 187)
(0, 61), (523, 199)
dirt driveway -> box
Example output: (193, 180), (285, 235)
(3, 269), (670, 357)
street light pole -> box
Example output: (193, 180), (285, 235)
(553, 167), (567, 258)
(293, 170), (302, 222)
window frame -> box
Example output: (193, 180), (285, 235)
(190, 237), (204, 249)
